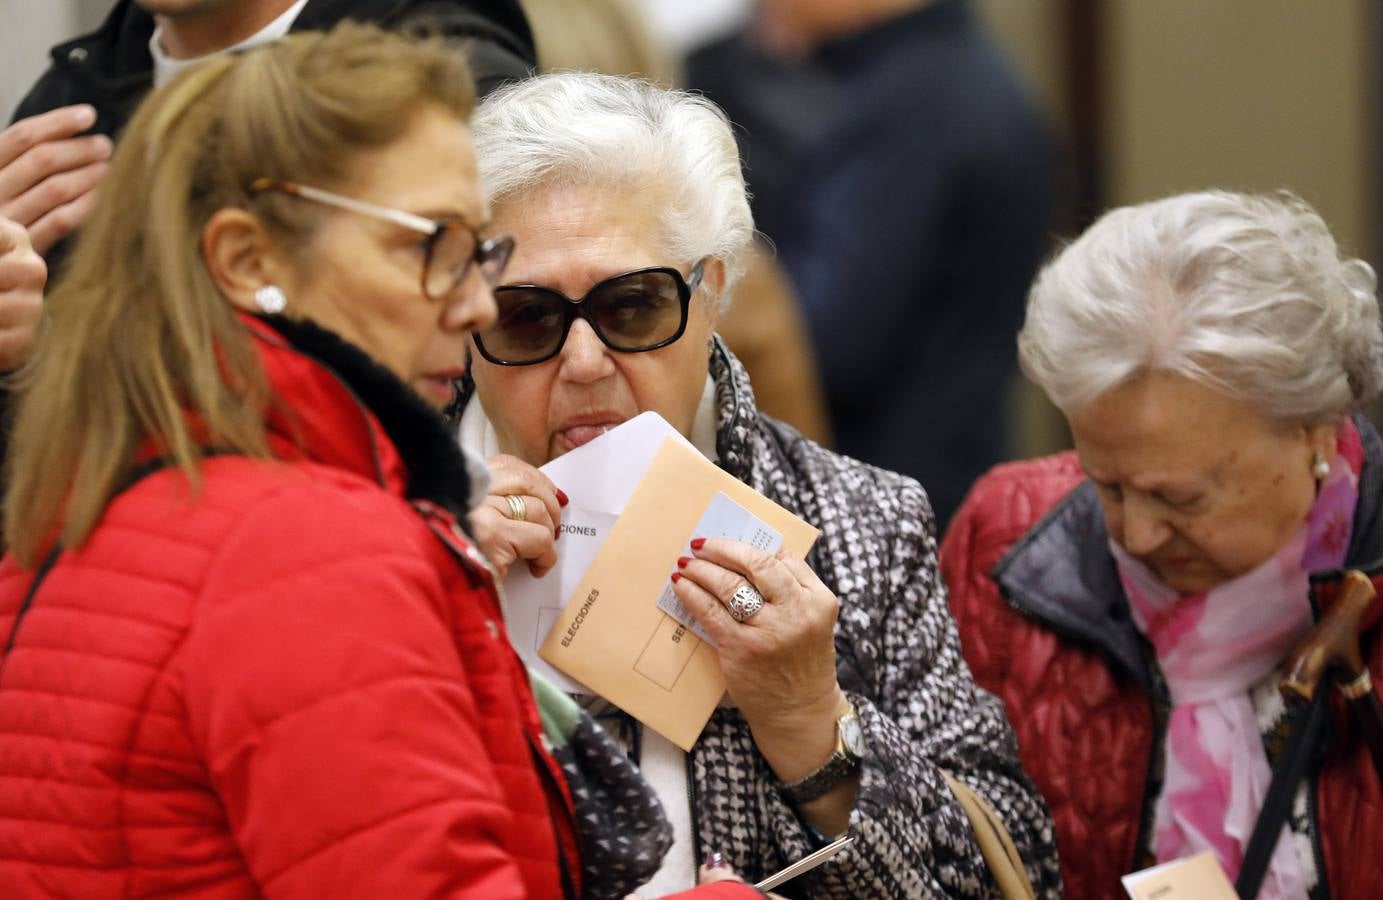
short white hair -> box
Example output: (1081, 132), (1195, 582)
(470, 72), (754, 305)
(1019, 190), (1383, 424)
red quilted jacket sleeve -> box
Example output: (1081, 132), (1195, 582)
(177, 478), (534, 898)
(941, 452), (1087, 670)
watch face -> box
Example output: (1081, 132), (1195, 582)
(840, 713), (865, 757)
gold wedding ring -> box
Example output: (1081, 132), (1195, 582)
(503, 494), (528, 522)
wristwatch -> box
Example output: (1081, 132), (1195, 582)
(780, 701), (865, 805)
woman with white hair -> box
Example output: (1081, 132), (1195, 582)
(942, 190), (1383, 900)
(455, 72), (1061, 898)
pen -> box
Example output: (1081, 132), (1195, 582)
(754, 835), (854, 892)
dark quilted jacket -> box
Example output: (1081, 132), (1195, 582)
(672, 341), (1062, 898)
(939, 416), (1383, 900)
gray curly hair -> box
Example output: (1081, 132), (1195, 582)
(1018, 190), (1383, 424)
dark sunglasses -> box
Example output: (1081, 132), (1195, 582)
(472, 260), (706, 366)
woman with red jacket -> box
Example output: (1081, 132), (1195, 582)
(0, 23), (762, 900)
(942, 190), (1383, 900)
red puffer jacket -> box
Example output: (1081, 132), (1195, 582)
(940, 439), (1383, 900)
(0, 316), (756, 899)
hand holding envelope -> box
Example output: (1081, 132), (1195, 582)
(470, 453), (567, 579)
(539, 434), (819, 749)
(668, 535), (845, 756)
(500, 412), (701, 694)
(497, 412), (821, 750)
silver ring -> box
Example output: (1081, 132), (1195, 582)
(503, 494), (528, 522)
(727, 584), (765, 622)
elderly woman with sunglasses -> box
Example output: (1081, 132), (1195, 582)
(456, 72), (1061, 899)
(0, 27), (767, 900)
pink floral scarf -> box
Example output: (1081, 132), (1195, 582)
(1110, 420), (1363, 898)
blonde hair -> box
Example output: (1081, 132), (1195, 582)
(4, 23), (476, 566)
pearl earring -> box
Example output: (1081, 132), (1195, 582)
(254, 285), (287, 315)
(1312, 451), (1331, 481)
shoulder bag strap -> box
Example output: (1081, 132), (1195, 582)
(942, 770), (1038, 900)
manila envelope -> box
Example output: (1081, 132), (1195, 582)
(539, 436), (819, 750)
(1121, 851), (1238, 900)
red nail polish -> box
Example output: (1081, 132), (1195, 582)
(554, 527), (561, 540)
(671, 572), (681, 583)
(677, 556), (691, 569)
(556, 489), (569, 507)
(690, 538), (706, 551)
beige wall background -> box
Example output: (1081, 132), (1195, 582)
(980, 1), (1373, 253)
(1106, 1), (1373, 260)
(978, 0), (1377, 456)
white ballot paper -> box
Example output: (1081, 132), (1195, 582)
(502, 506), (616, 694)
(501, 412), (699, 692)
(655, 491), (784, 645)
(538, 411), (698, 516)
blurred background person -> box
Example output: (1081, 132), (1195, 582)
(1, 0), (534, 265)
(685, 0), (1055, 528)
(522, 0), (678, 85)
(941, 191), (1383, 900)
(0, 23), (760, 899)
(520, 0), (833, 445)
(459, 70), (1061, 898)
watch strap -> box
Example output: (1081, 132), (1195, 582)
(781, 750), (861, 804)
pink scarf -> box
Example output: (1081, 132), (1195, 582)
(1111, 420), (1363, 899)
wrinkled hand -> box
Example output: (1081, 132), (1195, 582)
(0, 105), (113, 256)
(0, 217), (47, 371)
(671, 538), (842, 731)
(469, 454), (567, 579)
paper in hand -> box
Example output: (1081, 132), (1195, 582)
(539, 437), (819, 750)
(655, 491), (783, 646)
(500, 412), (693, 692)
(501, 506), (616, 694)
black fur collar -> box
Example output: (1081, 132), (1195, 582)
(259, 315), (474, 521)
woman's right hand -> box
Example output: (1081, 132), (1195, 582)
(469, 454), (567, 579)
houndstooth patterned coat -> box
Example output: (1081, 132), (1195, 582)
(694, 337), (1061, 898)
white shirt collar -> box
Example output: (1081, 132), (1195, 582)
(150, 0), (310, 87)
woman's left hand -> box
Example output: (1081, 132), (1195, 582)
(670, 538), (845, 756)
